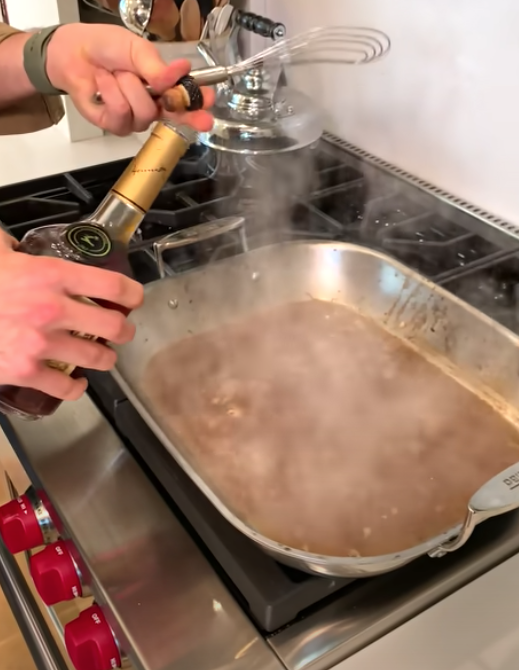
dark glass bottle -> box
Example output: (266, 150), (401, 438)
(0, 121), (195, 420)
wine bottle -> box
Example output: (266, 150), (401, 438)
(0, 121), (196, 420)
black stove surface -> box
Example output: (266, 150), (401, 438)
(2, 138), (519, 633)
(2, 141), (518, 329)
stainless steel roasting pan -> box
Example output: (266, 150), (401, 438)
(112, 235), (519, 578)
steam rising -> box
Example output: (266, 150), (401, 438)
(229, 149), (316, 247)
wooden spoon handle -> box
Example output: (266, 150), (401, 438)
(180, 0), (202, 41)
(147, 0), (180, 41)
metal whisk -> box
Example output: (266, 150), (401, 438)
(236, 26), (391, 69)
(192, 26), (391, 82)
(93, 26), (391, 108)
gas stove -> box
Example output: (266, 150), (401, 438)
(1, 132), (519, 670)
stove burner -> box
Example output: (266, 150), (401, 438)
(2, 137), (519, 633)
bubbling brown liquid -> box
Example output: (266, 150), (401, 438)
(142, 300), (519, 557)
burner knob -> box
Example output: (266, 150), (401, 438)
(30, 540), (83, 605)
(0, 490), (54, 553)
(65, 605), (121, 670)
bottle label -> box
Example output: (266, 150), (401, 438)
(45, 226), (112, 375)
(65, 224), (112, 258)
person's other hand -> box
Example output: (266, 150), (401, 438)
(0, 230), (143, 401)
(45, 24), (215, 136)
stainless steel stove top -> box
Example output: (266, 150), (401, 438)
(2, 132), (519, 670)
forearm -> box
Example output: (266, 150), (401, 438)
(0, 24), (64, 133)
(0, 31), (38, 108)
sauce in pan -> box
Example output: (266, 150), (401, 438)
(142, 300), (519, 557)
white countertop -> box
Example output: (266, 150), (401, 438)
(337, 551), (519, 670)
(2, 127), (518, 670)
(0, 125), (148, 187)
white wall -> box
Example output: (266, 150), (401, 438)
(5, 0), (61, 28)
(248, 0), (519, 225)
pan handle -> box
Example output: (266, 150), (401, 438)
(152, 216), (247, 279)
(429, 461), (519, 558)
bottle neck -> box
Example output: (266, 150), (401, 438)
(88, 122), (195, 245)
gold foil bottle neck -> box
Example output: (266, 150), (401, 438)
(111, 122), (190, 212)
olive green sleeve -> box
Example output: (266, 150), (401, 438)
(0, 23), (64, 136)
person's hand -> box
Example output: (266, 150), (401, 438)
(45, 23), (215, 136)
(0, 230), (143, 401)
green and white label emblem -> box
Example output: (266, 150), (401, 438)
(66, 224), (112, 258)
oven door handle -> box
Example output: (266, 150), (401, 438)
(0, 538), (69, 670)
